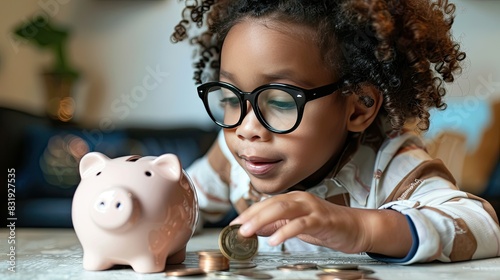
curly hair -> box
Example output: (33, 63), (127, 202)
(171, 0), (465, 132)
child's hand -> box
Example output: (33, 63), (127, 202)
(230, 191), (370, 253)
(230, 191), (412, 257)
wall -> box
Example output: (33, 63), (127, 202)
(0, 0), (213, 129)
(0, 0), (499, 134)
(425, 0), (500, 149)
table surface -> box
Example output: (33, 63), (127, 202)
(1, 228), (500, 280)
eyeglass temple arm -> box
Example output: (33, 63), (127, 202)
(306, 77), (374, 108)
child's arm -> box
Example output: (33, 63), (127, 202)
(357, 137), (500, 264)
(231, 191), (413, 257)
(374, 157), (500, 264)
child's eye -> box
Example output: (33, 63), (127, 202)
(267, 99), (296, 111)
(220, 96), (240, 108)
(209, 87), (240, 109)
(259, 89), (297, 113)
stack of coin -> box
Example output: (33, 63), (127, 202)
(219, 224), (259, 261)
(197, 250), (230, 272)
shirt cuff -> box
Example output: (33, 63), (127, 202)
(366, 215), (419, 263)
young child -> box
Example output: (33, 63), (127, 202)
(172, 0), (500, 264)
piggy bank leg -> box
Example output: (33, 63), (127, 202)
(130, 255), (166, 273)
(82, 252), (114, 271)
(166, 246), (186, 265)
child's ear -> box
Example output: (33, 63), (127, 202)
(346, 84), (383, 132)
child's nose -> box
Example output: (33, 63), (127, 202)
(236, 102), (269, 141)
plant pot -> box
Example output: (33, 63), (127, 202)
(42, 72), (78, 122)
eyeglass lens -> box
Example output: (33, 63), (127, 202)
(205, 85), (299, 132)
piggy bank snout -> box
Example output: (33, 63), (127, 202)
(90, 188), (137, 230)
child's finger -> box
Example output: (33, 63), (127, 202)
(267, 216), (318, 246)
(231, 194), (283, 224)
(233, 197), (309, 237)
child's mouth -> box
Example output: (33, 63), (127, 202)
(240, 156), (281, 176)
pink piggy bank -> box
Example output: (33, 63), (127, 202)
(71, 152), (199, 273)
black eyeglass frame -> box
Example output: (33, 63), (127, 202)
(197, 77), (347, 134)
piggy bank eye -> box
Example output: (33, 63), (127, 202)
(145, 171), (152, 177)
(96, 172), (101, 176)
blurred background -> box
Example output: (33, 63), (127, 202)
(0, 0), (213, 127)
(0, 0), (499, 227)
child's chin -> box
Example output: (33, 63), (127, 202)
(250, 181), (288, 196)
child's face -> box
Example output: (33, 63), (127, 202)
(220, 18), (351, 194)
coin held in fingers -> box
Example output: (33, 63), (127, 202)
(219, 224), (258, 261)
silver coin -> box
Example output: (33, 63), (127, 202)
(210, 271), (234, 279)
(230, 261), (257, 269)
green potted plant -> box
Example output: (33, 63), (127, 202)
(14, 16), (80, 122)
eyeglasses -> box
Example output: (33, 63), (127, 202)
(197, 77), (346, 134)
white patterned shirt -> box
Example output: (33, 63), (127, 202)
(187, 125), (500, 264)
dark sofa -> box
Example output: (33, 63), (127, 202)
(0, 107), (218, 228)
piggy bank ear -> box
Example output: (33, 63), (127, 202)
(79, 152), (109, 179)
(152, 154), (182, 180)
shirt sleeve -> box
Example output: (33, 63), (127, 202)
(186, 132), (232, 224)
(375, 152), (500, 264)
(216, 130), (252, 206)
(186, 131), (254, 224)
